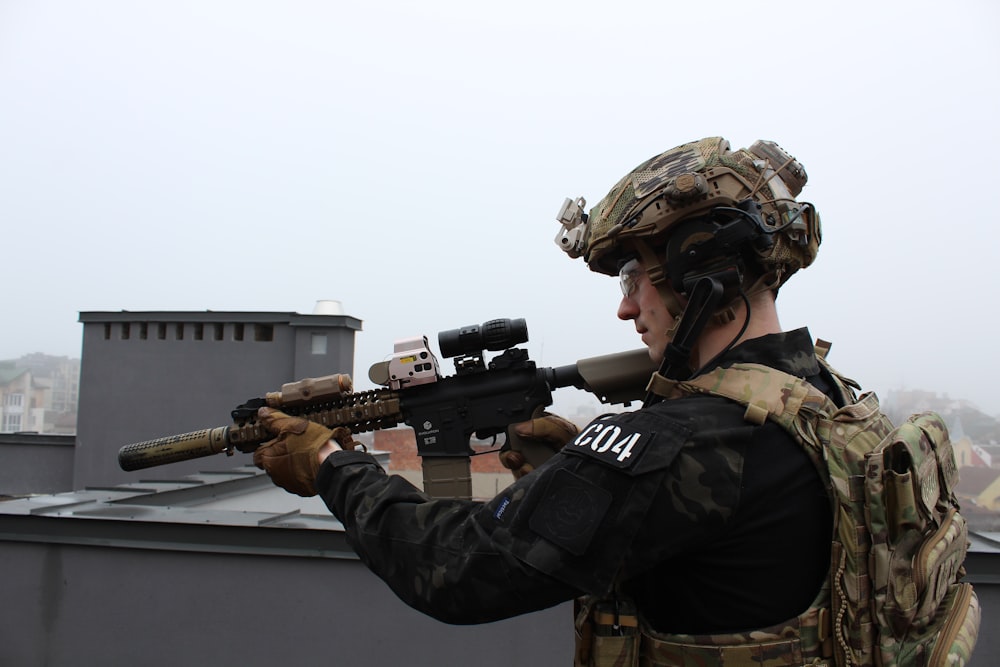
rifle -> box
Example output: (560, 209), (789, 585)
(117, 318), (656, 498)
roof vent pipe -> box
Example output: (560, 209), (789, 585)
(312, 300), (346, 315)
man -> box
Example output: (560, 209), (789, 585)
(254, 137), (838, 663)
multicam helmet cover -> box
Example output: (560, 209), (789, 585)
(555, 137), (821, 290)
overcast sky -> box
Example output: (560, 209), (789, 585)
(2, 0), (999, 416)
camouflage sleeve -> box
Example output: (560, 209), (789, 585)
(481, 412), (688, 595)
(315, 450), (581, 624)
(316, 408), (702, 621)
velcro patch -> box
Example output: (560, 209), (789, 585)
(566, 417), (650, 470)
(632, 144), (706, 198)
(529, 469), (612, 556)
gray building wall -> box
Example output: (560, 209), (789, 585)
(0, 479), (996, 667)
(75, 310), (361, 489)
(0, 433), (75, 495)
(0, 540), (572, 667)
(0, 471), (571, 667)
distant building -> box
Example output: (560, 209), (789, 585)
(0, 362), (46, 433)
(958, 466), (1000, 511)
(954, 437), (988, 468)
(976, 444), (1000, 467)
(14, 353), (80, 415)
(885, 389), (1000, 444)
(1, 305), (364, 496)
(0, 354), (80, 434)
(74, 305), (362, 489)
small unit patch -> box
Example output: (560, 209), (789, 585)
(567, 417), (650, 469)
(493, 497), (511, 521)
(530, 469), (612, 556)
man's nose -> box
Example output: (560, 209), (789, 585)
(617, 295), (638, 321)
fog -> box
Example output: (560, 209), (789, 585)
(2, 0), (998, 414)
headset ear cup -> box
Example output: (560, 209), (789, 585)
(664, 219), (741, 298)
(663, 205), (771, 303)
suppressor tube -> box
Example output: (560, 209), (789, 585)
(117, 427), (231, 471)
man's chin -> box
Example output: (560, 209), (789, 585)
(647, 347), (665, 366)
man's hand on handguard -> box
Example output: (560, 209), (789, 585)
(252, 407), (356, 497)
(499, 413), (579, 480)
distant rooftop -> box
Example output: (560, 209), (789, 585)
(78, 309), (363, 330)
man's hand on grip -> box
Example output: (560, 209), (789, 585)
(253, 407), (355, 497)
(499, 413), (579, 480)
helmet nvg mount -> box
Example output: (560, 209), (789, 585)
(554, 137), (821, 297)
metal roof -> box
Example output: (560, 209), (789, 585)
(0, 459), (387, 559)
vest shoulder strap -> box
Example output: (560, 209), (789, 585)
(646, 361), (837, 432)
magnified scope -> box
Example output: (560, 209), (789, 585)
(438, 318), (528, 359)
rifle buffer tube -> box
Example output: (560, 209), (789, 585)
(117, 349), (654, 472)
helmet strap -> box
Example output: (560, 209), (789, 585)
(632, 239), (685, 341)
(642, 272), (733, 406)
(630, 239), (751, 406)
(632, 237), (747, 357)
(631, 238), (716, 402)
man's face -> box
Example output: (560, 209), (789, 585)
(616, 259), (676, 364)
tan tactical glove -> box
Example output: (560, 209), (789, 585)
(499, 413), (579, 480)
(252, 407), (356, 497)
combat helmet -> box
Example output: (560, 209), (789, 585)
(555, 137), (821, 298)
(555, 137), (822, 385)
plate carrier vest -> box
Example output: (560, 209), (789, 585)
(574, 345), (980, 667)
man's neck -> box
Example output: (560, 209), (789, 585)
(690, 294), (782, 369)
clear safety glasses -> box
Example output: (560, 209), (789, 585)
(619, 259), (643, 298)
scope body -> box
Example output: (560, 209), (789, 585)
(438, 318), (528, 359)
